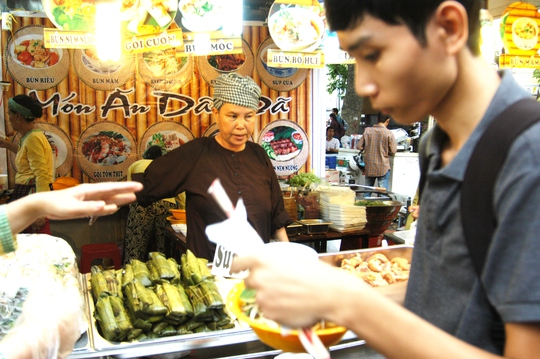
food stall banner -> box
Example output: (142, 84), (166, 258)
(180, 33), (243, 56)
(2, 19), (314, 183)
(264, 0), (355, 67)
(499, 2), (540, 68)
(266, 49), (324, 68)
(265, 0), (325, 69)
(122, 29), (183, 55)
(42, 0), (178, 35)
(43, 29), (96, 49)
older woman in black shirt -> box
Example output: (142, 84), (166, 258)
(133, 74), (292, 260)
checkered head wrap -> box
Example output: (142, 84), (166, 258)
(212, 73), (261, 111)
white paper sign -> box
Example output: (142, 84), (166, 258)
(211, 244), (238, 277)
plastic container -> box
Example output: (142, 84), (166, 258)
(325, 155), (337, 169)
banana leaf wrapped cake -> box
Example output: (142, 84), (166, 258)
(90, 250), (235, 343)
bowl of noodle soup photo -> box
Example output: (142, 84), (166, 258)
(512, 17), (539, 50)
(268, 5), (325, 52)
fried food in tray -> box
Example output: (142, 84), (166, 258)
(340, 252), (410, 287)
(319, 245), (413, 287)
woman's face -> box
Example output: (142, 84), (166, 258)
(213, 103), (257, 152)
(7, 109), (21, 131)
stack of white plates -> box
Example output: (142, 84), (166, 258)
(318, 188), (367, 233)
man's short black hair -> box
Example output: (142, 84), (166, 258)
(377, 112), (390, 123)
(324, 0), (481, 55)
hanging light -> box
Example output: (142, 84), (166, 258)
(94, 0), (122, 61)
(222, 0), (243, 37)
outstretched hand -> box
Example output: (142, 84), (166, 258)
(42, 182), (143, 220)
(5, 181), (143, 235)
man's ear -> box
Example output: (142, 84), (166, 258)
(433, 1), (469, 55)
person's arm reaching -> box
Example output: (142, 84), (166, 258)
(231, 255), (540, 359)
(5, 181), (143, 235)
(0, 137), (18, 154)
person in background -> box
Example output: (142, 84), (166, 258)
(232, 0), (540, 358)
(328, 112), (345, 141)
(0, 181), (142, 359)
(332, 107), (348, 132)
(326, 127), (340, 154)
(123, 145), (180, 264)
(357, 112), (397, 191)
(132, 73), (292, 261)
(0, 94), (54, 235)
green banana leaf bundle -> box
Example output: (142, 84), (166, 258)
(124, 280), (167, 318)
(167, 258), (182, 284)
(115, 269), (124, 299)
(130, 259), (153, 287)
(151, 322), (177, 337)
(90, 266), (110, 301)
(147, 260), (161, 284)
(213, 307), (234, 327)
(126, 328), (144, 342)
(109, 295), (133, 340)
(184, 317), (205, 331)
(181, 250), (201, 286)
(94, 296), (133, 342)
(149, 252), (177, 281)
(122, 264), (134, 287)
(130, 315), (153, 332)
(186, 279), (224, 320)
(176, 324), (194, 335)
(90, 266), (122, 300)
(154, 282), (193, 324)
(103, 268), (121, 297)
(194, 325), (212, 333)
(181, 250), (213, 286)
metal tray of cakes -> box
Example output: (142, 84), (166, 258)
(80, 273), (259, 358)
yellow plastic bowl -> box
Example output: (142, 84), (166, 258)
(227, 282), (347, 353)
(169, 209), (186, 221)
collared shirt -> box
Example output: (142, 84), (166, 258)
(405, 70), (540, 354)
(134, 137), (292, 261)
(358, 124), (397, 177)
